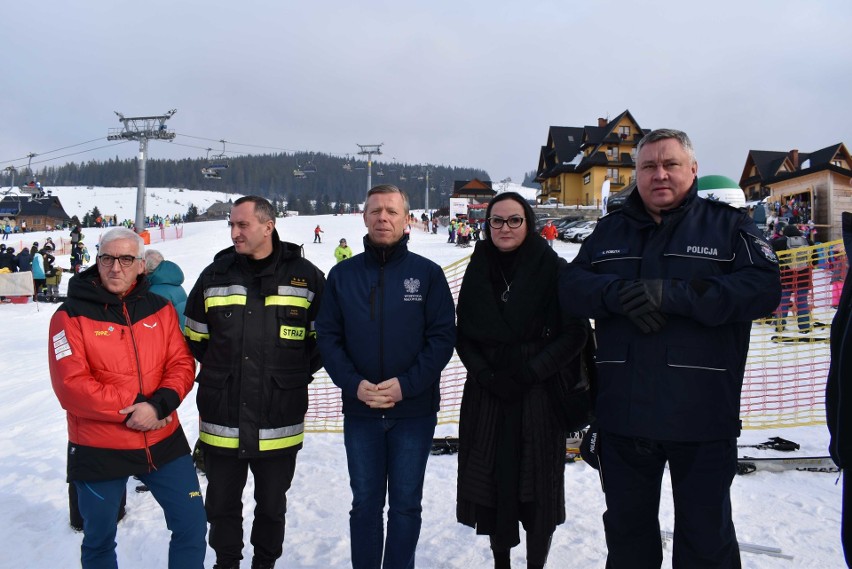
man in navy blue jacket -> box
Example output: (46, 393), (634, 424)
(316, 184), (456, 569)
(561, 129), (780, 568)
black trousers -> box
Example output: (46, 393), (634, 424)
(843, 470), (852, 567)
(599, 433), (741, 569)
(204, 452), (297, 566)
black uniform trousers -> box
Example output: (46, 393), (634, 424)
(599, 432), (742, 569)
(204, 452), (297, 566)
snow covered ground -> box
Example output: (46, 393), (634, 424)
(0, 186), (845, 568)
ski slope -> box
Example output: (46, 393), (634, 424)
(0, 186), (844, 568)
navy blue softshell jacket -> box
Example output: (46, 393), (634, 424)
(316, 235), (456, 419)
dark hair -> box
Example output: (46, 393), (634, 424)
(783, 224), (802, 237)
(483, 192), (536, 241)
(234, 195), (276, 224)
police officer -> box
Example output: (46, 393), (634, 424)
(560, 129), (781, 568)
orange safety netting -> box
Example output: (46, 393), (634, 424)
(305, 241), (845, 433)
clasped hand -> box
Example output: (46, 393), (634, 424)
(120, 402), (172, 431)
(618, 279), (666, 334)
(357, 378), (403, 409)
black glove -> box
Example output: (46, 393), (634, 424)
(618, 280), (666, 334)
(476, 369), (525, 402)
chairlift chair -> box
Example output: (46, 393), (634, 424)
(208, 141), (230, 170)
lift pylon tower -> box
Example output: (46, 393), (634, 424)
(107, 109), (177, 234)
(356, 143), (383, 195)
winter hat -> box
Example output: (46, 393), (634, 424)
(783, 225), (802, 237)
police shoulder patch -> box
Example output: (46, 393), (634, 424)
(751, 235), (778, 264)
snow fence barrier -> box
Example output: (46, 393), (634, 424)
(304, 240), (845, 433)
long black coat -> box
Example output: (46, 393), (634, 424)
(455, 235), (589, 545)
(828, 212), (852, 466)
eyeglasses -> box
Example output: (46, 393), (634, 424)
(97, 254), (141, 268)
(487, 216), (525, 229)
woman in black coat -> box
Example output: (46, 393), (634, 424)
(455, 192), (591, 569)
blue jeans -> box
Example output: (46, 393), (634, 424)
(343, 414), (437, 569)
(74, 454), (207, 569)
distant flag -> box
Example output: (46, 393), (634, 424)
(600, 178), (611, 215)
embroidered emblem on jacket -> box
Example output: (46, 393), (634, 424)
(403, 278), (423, 302)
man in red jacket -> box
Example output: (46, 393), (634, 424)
(540, 219), (558, 247)
(49, 227), (207, 569)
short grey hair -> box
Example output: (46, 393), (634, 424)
(100, 227), (145, 257)
(366, 184), (410, 215)
(144, 249), (164, 274)
(636, 128), (696, 165)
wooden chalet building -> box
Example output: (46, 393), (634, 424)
(535, 110), (650, 206)
(452, 178), (495, 201)
(739, 143), (852, 241)
(0, 193), (71, 231)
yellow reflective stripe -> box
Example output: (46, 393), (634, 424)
(279, 325), (306, 340)
(200, 422), (304, 451)
(265, 295), (311, 309)
(184, 328), (210, 342)
(205, 295), (247, 309)
(199, 431), (239, 449)
(259, 432), (304, 451)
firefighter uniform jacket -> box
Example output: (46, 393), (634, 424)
(560, 183), (781, 441)
(49, 266), (196, 481)
(184, 233), (325, 458)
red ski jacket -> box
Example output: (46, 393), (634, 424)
(49, 265), (196, 481)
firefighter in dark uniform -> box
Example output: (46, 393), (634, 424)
(560, 129), (781, 568)
(184, 196), (325, 569)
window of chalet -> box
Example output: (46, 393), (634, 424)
(619, 126), (630, 138)
(583, 174), (591, 185)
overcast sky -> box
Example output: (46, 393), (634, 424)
(3, 0), (851, 186)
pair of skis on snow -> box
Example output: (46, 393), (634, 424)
(735, 437), (837, 475)
(431, 435), (838, 475)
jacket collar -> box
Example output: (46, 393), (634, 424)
(363, 234), (409, 266)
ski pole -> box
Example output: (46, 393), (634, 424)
(660, 531), (793, 560)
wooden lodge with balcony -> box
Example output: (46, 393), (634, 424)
(739, 143), (852, 242)
(535, 110), (650, 206)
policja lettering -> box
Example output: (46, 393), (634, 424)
(686, 245), (718, 256)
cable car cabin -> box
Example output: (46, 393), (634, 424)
(343, 162), (352, 172)
(303, 162), (317, 174)
(376, 169), (385, 177)
(293, 169), (307, 179)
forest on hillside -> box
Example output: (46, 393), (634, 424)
(1, 152), (495, 214)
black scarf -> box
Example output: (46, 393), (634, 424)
(457, 233), (559, 347)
